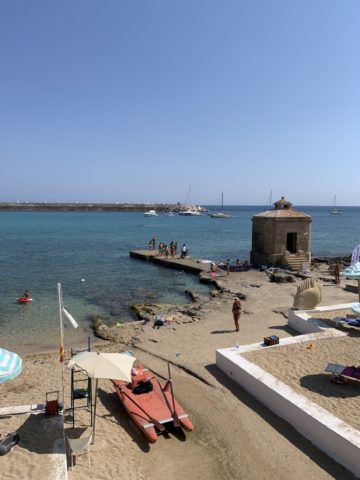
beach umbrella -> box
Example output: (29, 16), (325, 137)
(67, 351), (135, 442)
(0, 347), (22, 384)
(351, 244), (360, 264)
(340, 260), (360, 303)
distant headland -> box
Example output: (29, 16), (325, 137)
(0, 202), (205, 213)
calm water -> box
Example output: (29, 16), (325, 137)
(1, 206), (359, 349)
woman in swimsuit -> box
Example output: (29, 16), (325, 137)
(232, 297), (241, 332)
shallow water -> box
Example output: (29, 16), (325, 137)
(1, 206), (359, 349)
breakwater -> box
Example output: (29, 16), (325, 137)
(0, 202), (178, 212)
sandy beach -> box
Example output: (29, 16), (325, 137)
(1, 265), (358, 479)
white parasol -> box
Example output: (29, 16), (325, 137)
(67, 351), (135, 442)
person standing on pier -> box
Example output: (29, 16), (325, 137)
(181, 244), (188, 259)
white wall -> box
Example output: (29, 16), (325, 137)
(216, 345), (360, 478)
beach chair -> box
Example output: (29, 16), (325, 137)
(334, 317), (360, 328)
(325, 363), (360, 382)
(66, 432), (93, 470)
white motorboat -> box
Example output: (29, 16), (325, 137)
(179, 209), (202, 216)
(164, 212), (175, 217)
(179, 185), (202, 215)
(144, 209), (158, 217)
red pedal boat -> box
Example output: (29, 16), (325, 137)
(17, 297), (32, 304)
(112, 364), (194, 443)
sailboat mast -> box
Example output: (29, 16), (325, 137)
(221, 192), (224, 210)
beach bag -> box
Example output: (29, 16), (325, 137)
(133, 380), (153, 395)
(264, 335), (279, 346)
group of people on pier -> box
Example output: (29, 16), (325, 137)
(148, 236), (190, 259)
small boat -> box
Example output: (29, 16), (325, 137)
(112, 363), (194, 443)
(330, 195), (340, 214)
(179, 185), (202, 216)
(164, 211), (175, 217)
(208, 211), (231, 218)
(144, 209), (158, 217)
(178, 209), (202, 216)
(208, 193), (231, 218)
(17, 297), (32, 303)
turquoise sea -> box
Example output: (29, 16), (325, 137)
(1, 206), (359, 350)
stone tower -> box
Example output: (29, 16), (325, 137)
(250, 197), (312, 270)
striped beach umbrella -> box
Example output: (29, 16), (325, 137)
(0, 348), (22, 384)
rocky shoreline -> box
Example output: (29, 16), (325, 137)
(90, 255), (356, 348)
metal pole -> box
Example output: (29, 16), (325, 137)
(167, 362), (179, 426)
(57, 283), (65, 407)
(92, 378), (98, 443)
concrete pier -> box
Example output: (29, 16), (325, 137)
(129, 249), (214, 275)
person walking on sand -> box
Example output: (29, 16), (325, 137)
(334, 263), (340, 287)
(232, 297), (241, 332)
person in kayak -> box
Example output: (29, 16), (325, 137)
(22, 289), (30, 299)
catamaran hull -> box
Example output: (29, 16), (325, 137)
(112, 367), (194, 442)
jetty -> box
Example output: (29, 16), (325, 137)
(130, 249), (215, 275)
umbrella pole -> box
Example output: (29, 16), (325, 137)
(92, 378), (98, 443)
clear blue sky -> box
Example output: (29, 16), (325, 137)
(1, 1), (359, 205)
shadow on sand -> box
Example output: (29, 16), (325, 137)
(268, 324), (298, 335)
(300, 373), (360, 398)
(205, 363), (356, 480)
(16, 413), (66, 455)
(210, 329), (236, 334)
(98, 388), (188, 448)
(97, 388), (150, 452)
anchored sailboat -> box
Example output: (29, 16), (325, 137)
(208, 193), (231, 218)
(330, 195), (340, 214)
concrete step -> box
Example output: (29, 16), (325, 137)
(285, 254), (309, 272)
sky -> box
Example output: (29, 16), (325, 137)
(1, 1), (359, 205)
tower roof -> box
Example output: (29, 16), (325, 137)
(274, 196), (292, 209)
(254, 197), (311, 219)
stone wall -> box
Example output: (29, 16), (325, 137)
(251, 217), (311, 267)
